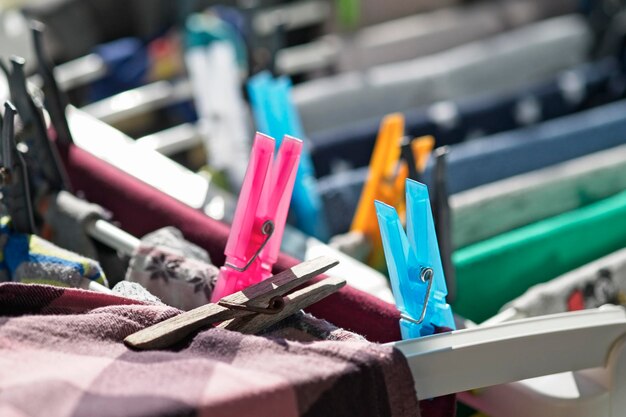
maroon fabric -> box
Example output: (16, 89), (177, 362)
(58, 143), (455, 416)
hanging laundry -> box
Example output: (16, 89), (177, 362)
(147, 32), (185, 82)
(185, 11), (251, 191)
(88, 38), (149, 102)
(451, 143), (626, 248)
(311, 56), (625, 177)
(454, 189), (626, 323)
(337, 0), (578, 69)
(499, 247), (626, 319)
(319, 96), (626, 236)
(294, 15), (591, 134)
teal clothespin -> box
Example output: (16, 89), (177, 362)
(185, 12), (248, 71)
(248, 71), (329, 240)
(375, 179), (455, 339)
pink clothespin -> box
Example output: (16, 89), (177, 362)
(211, 132), (302, 301)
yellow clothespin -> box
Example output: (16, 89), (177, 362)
(350, 114), (434, 269)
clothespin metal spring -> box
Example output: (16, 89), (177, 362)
(224, 219), (275, 272)
(400, 267), (434, 326)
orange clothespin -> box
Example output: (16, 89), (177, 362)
(350, 113), (434, 269)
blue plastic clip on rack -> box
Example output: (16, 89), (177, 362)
(375, 179), (455, 339)
(247, 71), (329, 240)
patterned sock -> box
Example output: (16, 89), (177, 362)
(0, 218), (108, 288)
(125, 227), (218, 310)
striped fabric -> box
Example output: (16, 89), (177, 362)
(0, 283), (419, 417)
(0, 219), (107, 288)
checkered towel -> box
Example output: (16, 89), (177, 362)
(0, 283), (419, 417)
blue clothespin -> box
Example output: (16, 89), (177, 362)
(247, 71), (329, 240)
(375, 179), (455, 339)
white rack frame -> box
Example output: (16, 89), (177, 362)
(393, 306), (626, 416)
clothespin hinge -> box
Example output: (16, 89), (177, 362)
(224, 219), (275, 272)
(400, 267), (434, 326)
(219, 295), (285, 314)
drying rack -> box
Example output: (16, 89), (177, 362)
(70, 97), (626, 417)
(31, 26), (626, 417)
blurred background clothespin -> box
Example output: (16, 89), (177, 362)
(248, 70), (329, 240)
(0, 101), (36, 234)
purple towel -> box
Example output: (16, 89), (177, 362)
(0, 283), (420, 417)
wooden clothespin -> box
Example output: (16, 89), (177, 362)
(125, 256), (344, 350)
